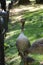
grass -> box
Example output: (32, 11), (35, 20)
(4, 6), (43, 65)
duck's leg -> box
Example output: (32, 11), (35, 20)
(24, 62), (27, 65)
(23, 54), (28, 65)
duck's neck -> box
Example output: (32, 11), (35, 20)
(21, 21), (25, 32)
(21, 29), (24, 33)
